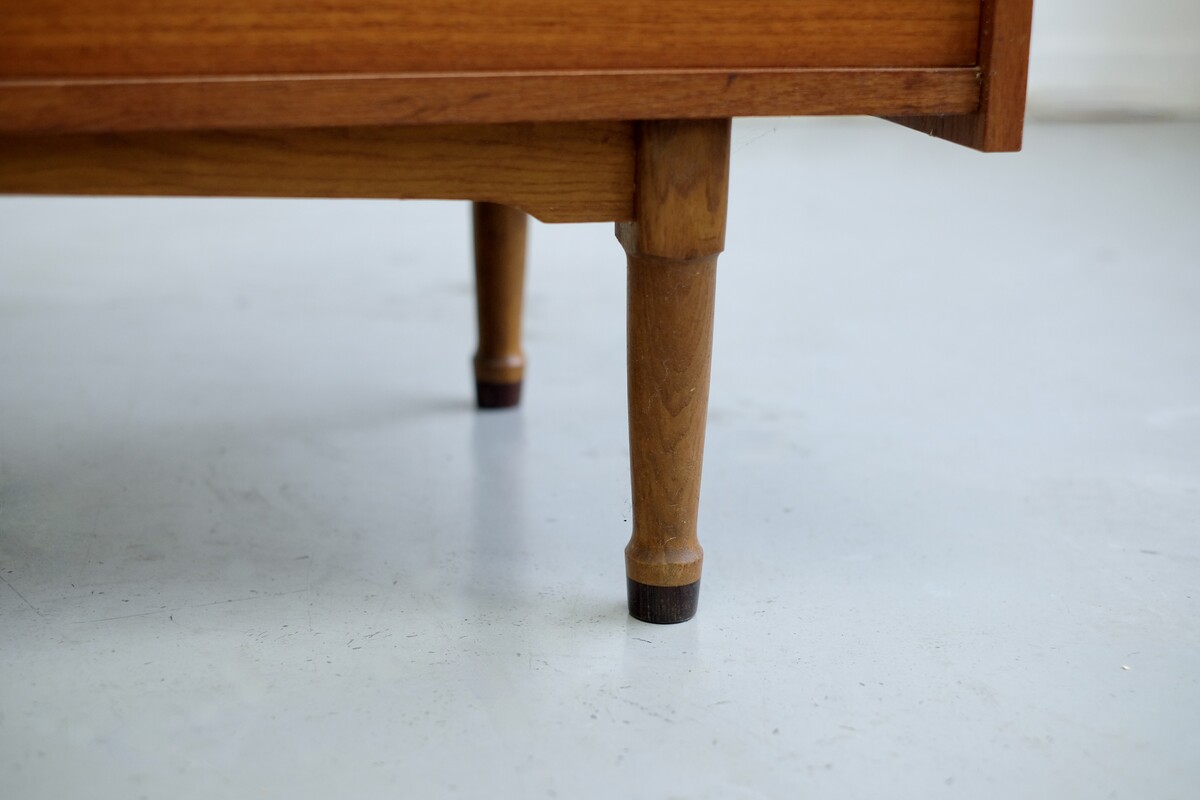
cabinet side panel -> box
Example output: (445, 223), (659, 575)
(887, 0), (1035, 152)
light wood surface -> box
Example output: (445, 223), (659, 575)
(0, 69), (982, 135)
(472, 203), (528, 408)
(1, 1), (979, 77)
(0, 123), (635, 223)
(887, 0), (1035, 151)
(620, 119), (730, 591)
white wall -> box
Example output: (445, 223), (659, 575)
(1028, 0), (1200, 117)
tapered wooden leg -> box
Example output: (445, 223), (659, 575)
(618, 119), (731, 623)
(472, 202), (528, 409)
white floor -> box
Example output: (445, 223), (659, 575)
(1, 119), (1198, 799)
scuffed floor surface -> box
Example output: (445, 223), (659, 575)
(2, 120), (1198, 799)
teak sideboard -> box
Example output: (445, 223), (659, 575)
(0, 1), (1034, 623)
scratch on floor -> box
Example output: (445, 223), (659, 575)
(72, 587), (310, 623)
(1, 572), (44, 617)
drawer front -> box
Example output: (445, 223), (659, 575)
(1, 1), (980, 78)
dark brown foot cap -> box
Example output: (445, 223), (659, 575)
(627, 578), (700, 624)
(475, 380), (522, 409)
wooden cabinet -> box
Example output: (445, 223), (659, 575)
(0, 1), (1034, 622)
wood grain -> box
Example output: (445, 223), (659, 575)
(620, 119), (730, 590)
(0, 123), (635, 223)
(473, 203), (528, 408)
(1, 1), (980, 77)
(886, 0), (1034, 151)
(0, 68), (982, 135)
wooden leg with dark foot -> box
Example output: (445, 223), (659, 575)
(472, 202), (528, 409)
(618, 119), (730, 623)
